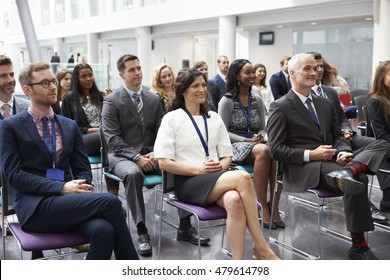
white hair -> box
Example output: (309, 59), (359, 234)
(288, 53), (314, 74)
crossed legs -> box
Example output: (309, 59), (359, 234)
(206, 170), (279, 260)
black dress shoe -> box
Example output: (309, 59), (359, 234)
(273, 220), (286, 229)
(325, 170), (365, 195)
(348, 247), (378, 260)
(31, 250), (44, 260)
(263, 221), (277, 230)
(370, 202), (389, 224)
(137, 234), (152, 256)
(177, 227), (211, 245)
(380, 199), (390, 213)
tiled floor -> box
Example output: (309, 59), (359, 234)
(1, 174), (390, 260)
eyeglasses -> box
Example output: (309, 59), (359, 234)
(28, 79), (58, 88)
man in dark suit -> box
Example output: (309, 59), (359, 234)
(209, 55), (229, 101)
(269, 55), (292, 100)
(310, 51), (389, 224)
(267, 53), (390, 260)
(102, 54), (210, 257)
(0, 55), (30, 236)
(192, 60), (220, 111)
(0, 61), (138, 260)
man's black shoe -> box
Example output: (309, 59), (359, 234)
(348, 247), (378, 260)
(137, 234), (152, 256)
(31, 250), (44, 260)
(380, 199), (390, 213)
(325, 170), (365, 195)
(177, 227), (211, 245)
(370, 202), (389, 224)
(0, 226), (11, 236)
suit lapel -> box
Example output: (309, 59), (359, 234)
(55, 115), (70, 165)
(20, 111), (53, 163)
(120, 88), (143, 127)
(289, 92), (323, 138)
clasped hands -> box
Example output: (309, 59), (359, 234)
(310, 145), (353, 166)
(245, 133), (267, 143)
(198, 159), (223, 175)
(136, 152), (159, 172)
(61, 179), (93, 194)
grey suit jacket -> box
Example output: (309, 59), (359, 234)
(0, 96), (30, 120)
(101, 86), (164, 171)
(320, 86), (350, 130)
(267, 90), (348, 192)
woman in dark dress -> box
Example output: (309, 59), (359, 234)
(154, 68), (279, 260)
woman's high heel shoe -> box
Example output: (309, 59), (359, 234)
(263, 221), (277, 230)
(268, 201), (285, 229)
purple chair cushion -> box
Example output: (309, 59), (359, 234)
(308, 187), (343, 198)
(8, 222), (89, 251)
(167, 199), (262, 221)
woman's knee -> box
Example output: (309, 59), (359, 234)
(253, 144), (270, 159)
(224, 191), (245, 214)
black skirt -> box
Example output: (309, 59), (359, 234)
(174, 170), (226, 206)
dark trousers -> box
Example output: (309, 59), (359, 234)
(23, 193), (139, 260)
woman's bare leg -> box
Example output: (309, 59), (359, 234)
(244, 144), (271, 223)
(215, 190), (247, 259)
(206, 170), (279, 260)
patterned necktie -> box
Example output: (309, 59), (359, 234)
(317, 86), (326, 98)
(133, 93), (144, 125)
(42, 117), (54, 155)
(2, 103), (12, 118)
(305, 98), (320, 130)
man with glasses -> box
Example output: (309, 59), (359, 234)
(0, 61), (138, 260)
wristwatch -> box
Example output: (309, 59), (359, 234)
(133, 154), (142, 162)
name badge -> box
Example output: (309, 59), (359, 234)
(46, 168), (65, 181)
(245, 131), (254, 138)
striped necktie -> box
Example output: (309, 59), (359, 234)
(2, 103), (12, 118)
(317, 86), (327, 98)
(133, 93), (144, 125)
(305, 98), (321, 131)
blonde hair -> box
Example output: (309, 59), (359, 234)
(150, 63), (175, 110)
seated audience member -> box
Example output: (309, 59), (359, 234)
(150, 63), (176, 112)
(154, 68), (279, 260)
(269, 55), (291, 100)
(367, 60), (390, 213)
(192, 61), (220, 111)
(218, 59), (282, 230)
(102, 54), (210, 257)
(52, 69), (72, 114)
(209, 55), (229, 102)
(0, 61), (138, 260)
(267, 53), (390, 260)
(251, 63), (273, 112)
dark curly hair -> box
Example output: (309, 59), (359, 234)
(169, 68), (210, 117)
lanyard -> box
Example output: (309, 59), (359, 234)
(183, 108), (209, 158)
(236, 94), (251, 131)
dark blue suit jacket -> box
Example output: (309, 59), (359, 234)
(269, 70), (291, 100)
(209, 74), (226, 99)
(0, 110), (91, 226)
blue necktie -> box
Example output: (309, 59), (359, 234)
(305, 99), (321, 131)
(317, 86), (327, 98)
(42, 117), (53, 155)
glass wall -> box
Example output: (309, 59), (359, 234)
(293, 22), (373, 90)
(55, 0), (66, 23)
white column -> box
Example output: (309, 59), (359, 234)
(219, 16), (236, 61)
(137, 26), (152, 85)
(87, 33), (99, 64)
(372, 0), (390, 75)
(15, 0), (41, 62)
(52, 37), (63, 59)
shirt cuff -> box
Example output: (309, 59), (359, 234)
(304, 150), (310, 162)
